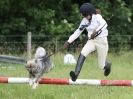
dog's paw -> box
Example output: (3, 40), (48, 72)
(29, 79), (34, 86)
(32, 82), (39, 89)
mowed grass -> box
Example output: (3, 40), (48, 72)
(0, 51), (133, 99)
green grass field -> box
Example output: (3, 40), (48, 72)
(0, 51), (133, 99)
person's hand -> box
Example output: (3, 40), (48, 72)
(90, 30), (97, 39)
(64, 41), (70, 49)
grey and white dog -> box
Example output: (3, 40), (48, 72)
(25, 47), (53, 89)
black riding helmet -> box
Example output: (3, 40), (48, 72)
(79, 3), (96, 17)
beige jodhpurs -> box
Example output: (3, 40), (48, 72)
(81, 37), (108, 69)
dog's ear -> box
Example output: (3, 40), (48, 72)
(25, 60), (31, 68)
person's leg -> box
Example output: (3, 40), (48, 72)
(70, 53), (85, 81)
(70, 40), (95, 81)
(95, 37), (111, 76)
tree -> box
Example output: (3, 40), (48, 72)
(0, 0), (133, 54)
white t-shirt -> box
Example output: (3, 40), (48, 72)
(68, 14), (108, 43)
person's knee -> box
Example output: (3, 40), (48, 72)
(81, 51), (87, 57)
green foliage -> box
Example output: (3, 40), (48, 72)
(0, 0), (80, 36)
(0, 0), (133, 53)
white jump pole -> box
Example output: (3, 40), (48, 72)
(0, 76), (133, 86)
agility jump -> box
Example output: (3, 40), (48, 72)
(0, 76), (133, 86)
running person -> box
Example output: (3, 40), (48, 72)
(64, 3), (111, 81)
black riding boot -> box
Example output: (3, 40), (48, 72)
(104, 60), (111, 76)
(70, 53), (86, 81)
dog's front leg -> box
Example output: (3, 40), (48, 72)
(29, 73), (34, 86)
(32, 74), (41, 89)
